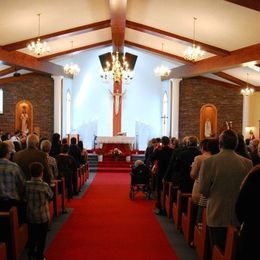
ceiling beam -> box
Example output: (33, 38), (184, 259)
(38, 40), (112, 61)
(0, 73), (40, 84)
(0, 47), (71, 78)
(225, 0), (260, 12)
(0, 66), (17, 77)
(213, 71), (256, 87)
(109, 0), (127, 52)
(164, 43), (260, 79)
(125, 40), (193, 64)
(2, 20), (111, 52)
(126, 20), (230, 56)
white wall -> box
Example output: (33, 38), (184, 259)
(55, 47), (177, 149)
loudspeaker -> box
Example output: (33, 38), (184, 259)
(99, 52), (112, 70)
(125, 52), (138, 70)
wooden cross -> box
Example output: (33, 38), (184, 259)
(161, 115), (168, 125)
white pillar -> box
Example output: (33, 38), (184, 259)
(171, 78), (181, 138)
(242, 95), (250, 137)
(52, 76), (63, 135)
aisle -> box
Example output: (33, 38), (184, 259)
(46, 170), (178, 260)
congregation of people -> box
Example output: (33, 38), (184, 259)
(144, 130), (260, 260)
(0, 131), (88, 260)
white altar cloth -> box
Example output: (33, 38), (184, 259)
(97, 136), (135, 144)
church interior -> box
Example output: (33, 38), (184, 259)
(0, 0), (260, 259)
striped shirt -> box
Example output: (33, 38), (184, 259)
(0, 158), (24, 201)
(25, 178), (53, 223)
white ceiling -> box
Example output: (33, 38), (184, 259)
(0, 0), (260, 85)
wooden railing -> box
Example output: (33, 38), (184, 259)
(0, 207), (28, 260)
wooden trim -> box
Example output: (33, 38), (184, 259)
(2, 20), (111, 51)
(225, 0), (260, 12)
(0, 66), (16, 77)
(126, 20), (230, 56)
(0, 73), (46, 84)
(110, 0), (127, 52)
(213, 71), (256, 87)
(125, 40), (192, 64)
(0, 48), (71, 78)
(38, 40), (112, 61)
(165, 43), (260, 79)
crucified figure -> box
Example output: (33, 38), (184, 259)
(109, 89), (126, 115)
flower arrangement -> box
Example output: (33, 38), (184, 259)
(111, 148), (122, 158)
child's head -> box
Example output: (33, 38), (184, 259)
(29, 162), (44, 178)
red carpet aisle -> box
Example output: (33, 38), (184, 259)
(46, 168), (178, 259)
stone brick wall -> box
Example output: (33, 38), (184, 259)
(0, 74), (54, 139)
(179, 77), (243, 140)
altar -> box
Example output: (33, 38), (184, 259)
(96, 136), (135, 153)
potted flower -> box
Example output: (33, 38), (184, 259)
(111, 148), (122, 160)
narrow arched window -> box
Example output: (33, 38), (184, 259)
(66, 90), (71, 134)
(162, 91), (168, 136)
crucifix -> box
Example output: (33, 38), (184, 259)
(112, 81), (123, 135)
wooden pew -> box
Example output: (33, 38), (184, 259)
(58, 177), (67, 213)
(212, 226), (239, 260)
(0, 242), (7, 260)
(51, 180), (63, 217)
(172, 190), (191, 230)
(161, 181), (169, 214)
(194, 209), (209, 260)
(181, 196), (198, 244)
(0, 207), (28, 260)
(165, 184), (179, 218)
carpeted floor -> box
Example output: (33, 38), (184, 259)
(45, 170), (178, 260)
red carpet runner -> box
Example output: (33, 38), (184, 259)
(46, 168), (178, 259)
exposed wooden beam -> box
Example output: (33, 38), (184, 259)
(38, 40), (112, 61)
(225, 0), (260, 12)
(2, 20), (111, 52)
(213, 71), (256, 87)
(125, 40), (193, 64)
(195, 76), (243, 91)
(0, 73), (40, 84)
(164, 43), (260, 79)
(0, 66), (17, 77)
(126, 20), (230, 57)
(110, 0), (127, 52)
(0, 47), (71, 78)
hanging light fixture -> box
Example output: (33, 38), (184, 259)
(184, 17), (204, 62)
(100, 52), (133, 84)
(154, 43), (170, 77)
(241, 73), (254, 96)
(27, 13), (50, 56)
(64, 41), (80, 77)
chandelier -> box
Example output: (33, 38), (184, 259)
(241, 73), (254, 96)
(154, 43), (171, 77)
(27, 14), (50, 56)
(100, 52), (133, 84)
(184, 17), (204, 62)
(64, 41), (80, 77)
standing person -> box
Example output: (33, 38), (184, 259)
(13, 134), (51, 184)
(25, 162), (53, 260)
(69, 137), (81, 168)
(236, 165), (260, 260)
(199, 130), (253, 256)
(49, 133), (61, 157)
(0, 142), (24, 222)
(151, 136), (173, 215)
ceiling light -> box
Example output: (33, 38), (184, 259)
(184, 17), (204, 62)
(27, 14), (50, 56)
(100, 52), (134, 84)
(241, 73), (254, 96)
(154, 43), (171, 77)
(64, 41), (80, 77)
